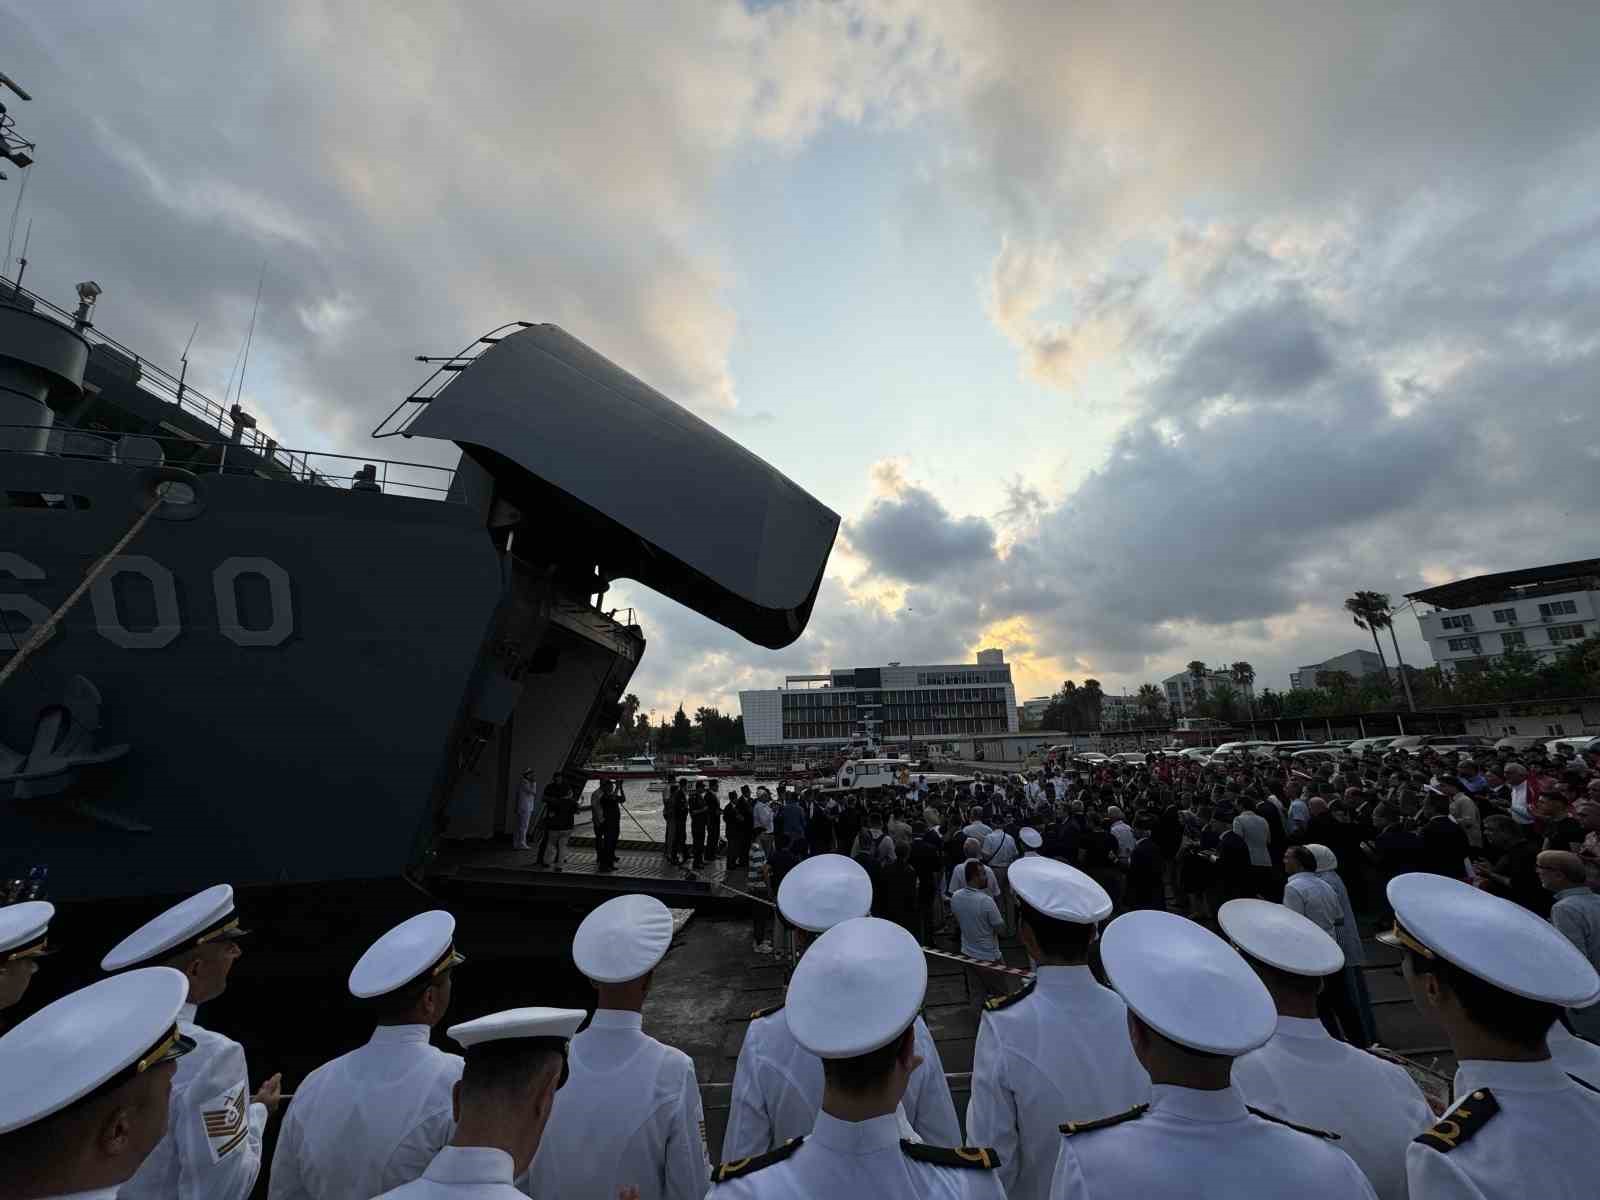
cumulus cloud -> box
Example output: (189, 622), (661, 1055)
(846, 473), (998, 583)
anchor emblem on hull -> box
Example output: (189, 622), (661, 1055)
(1, 675), (143, 830)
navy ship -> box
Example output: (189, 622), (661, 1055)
(1, 255), (837, 902)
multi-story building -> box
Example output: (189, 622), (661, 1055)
(1407, 560), (1600, 674)
(1021, 696), (1053, 726)
(1162, 668), (1255, 714)
(1099, 692), (1153, 728)
(739, 652), (1019, 750)
(1289, 649), (1388, 691)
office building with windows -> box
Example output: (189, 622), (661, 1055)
(1289, 649), (1388, 691)
(1162, 669), (1255, 714)
(739, 652), (1020, 749)
(1406, 560), (1600, 674)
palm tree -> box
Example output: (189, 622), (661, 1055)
(1344, 591), (1392, 692)
(1136, 682), (1164, 720)
(1229, 661), (1256, 721)
(1366, 593), (1418, 712)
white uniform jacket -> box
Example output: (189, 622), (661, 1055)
(522, 1009), (710, 1200)
(707, 1111), (1004, 1200)
(1405, 1058), (1600, 1200)
(119, 1004), (268, 1200)
(722, 1005), (958, 1159)
(1050, 1083), (1378, 1200)
(1548, 1021), (1600, 1090)
(965, 965), (1150, 1200)
(375, 1146), (523, 1200)
(268, 1023), (463, 1200)
(1232, 1015), (1432, 1200)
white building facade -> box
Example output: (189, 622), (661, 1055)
(739, 652), (1020, 749)
(1289, 648), (1387, 691)
(1407, 561), (1600, 675)
(1162, 669), (1256, 713)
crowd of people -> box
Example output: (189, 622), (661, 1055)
(4, 737), (1599, 1199)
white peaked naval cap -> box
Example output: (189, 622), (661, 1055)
(776, 853), (872, 933)
(102, 884), (246, 972)
(1100, 910), (1276, 1056)
(448, 1006), (586, 1049)
(1009, 857), (1112, 924)
(573, 894), (674, 983)
(1382, 872), (1600, 1006)
(0, 967), (196, 1134)
(786, 917), (927, 1059)
(0, 900), (54, 963)
(349, 910), (466, 999)
(1019, 827), (1042, 849)
(1219, 899), (1345, 977)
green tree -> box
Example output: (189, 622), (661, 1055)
(669, 704), (693, 750)
(1082, 679), (1105, 729)
(1208, 680), (1240, 722)
(1136, 683), (1164, 720)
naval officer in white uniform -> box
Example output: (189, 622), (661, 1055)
(375, 1006), (586, 1200)
(102, 885), (281, 1200)
(1547, 1018), (1600, 1089)
(1049, 909), (1378, 1200)
(965, 857), (1149, 1200)
(524, 893), (710, 1200)
(1383, 872), (1600, 1200)
(723, 854), (959, 1159)
(0, 967), (195, 1200)
(1222, 899), (1431, 1200)
(269, 910), (467, 1200)
(0, 900), (54, 1020)
(709, 917), (1004, 1199)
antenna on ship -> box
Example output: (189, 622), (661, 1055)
(1, 69), (36, 282)
(176, 320), (199, 408)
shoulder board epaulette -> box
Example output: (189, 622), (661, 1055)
(1413, 1089), (1499, 1153)
(712, 1137), (803, 1183)
(1247, 1106), (1339, 1140)
(749, 1001), (784, 1020)
(984, 978), (1036, 1012)
(1568, 1073), (1600, 1094)
(1059, 1104), (1148, 1135)
(900, 1141), (1001, 1170)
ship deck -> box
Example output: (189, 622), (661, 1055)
(428, 835), (735, 905)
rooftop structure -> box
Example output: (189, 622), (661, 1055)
(1406, 561), (1600, 674)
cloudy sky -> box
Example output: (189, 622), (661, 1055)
(10, 2), (1600, 720)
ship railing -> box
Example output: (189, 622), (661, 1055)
(372, 321), (535, 439)
(1, 280), (303, 475)
(0, 423), (461, 502)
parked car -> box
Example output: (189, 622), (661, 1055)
(1387, 734), (1491, 754)
(1211, 740), (1276, 759)
(1493, 734), (1550, 752)
(1345, 736), (1397, 756)
(1177, 746), (1214, 761)
(1110, 752), (1147, 765)
(1546, 736), (1600, 757)
(1072, 752), (1110, 766)
(1290, 748), (1341, 763)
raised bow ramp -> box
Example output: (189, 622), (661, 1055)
(397, 324), (838, 650)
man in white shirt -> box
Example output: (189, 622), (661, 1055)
(980, 826), (1020, 931)
(1281, 847), (1343, 939)
(512, 770), (541, 850)
(524, 894), (707, 1200)
(1222, 900), (1431, 1200)
(376, 1008), (584, 1200)
(963, 810), (993, 844)
(102, 886), (280, 1200)
(0, 967), (194, 1200)
(710, 919), (1003, 1199)
(269, 911), (466, 1200)
(1284, 783), (1311, 838)
(724, 855), (960, 1160)
(1106, 808), (1135, 865)
(1386, 873), (1600, 1200)
(1505, 762), (1536, 825)
(967, 859), (1149, 1200)
(950, 839), (1000, 900)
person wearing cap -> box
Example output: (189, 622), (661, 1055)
(1018, 828), (1043, 857)
(1222, 899), (1430, 1200)
(102, 885), (281, 1200)
(268, 911), (467, 1200)
(711, 917), (1003, 1198)
(0, 900), (54, 1021)
(376, 1007), (585, 1200)
(1049, 910), (1378, 1200)
(722, 855), (960, 1161)
(0, 968), (195, 1200)
(966, 859), (1149, 1200)
(1384, 872), (1600, 1200)
(524, 894), (708, 1200)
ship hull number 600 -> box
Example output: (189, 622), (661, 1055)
(0, 553), (293, 650)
